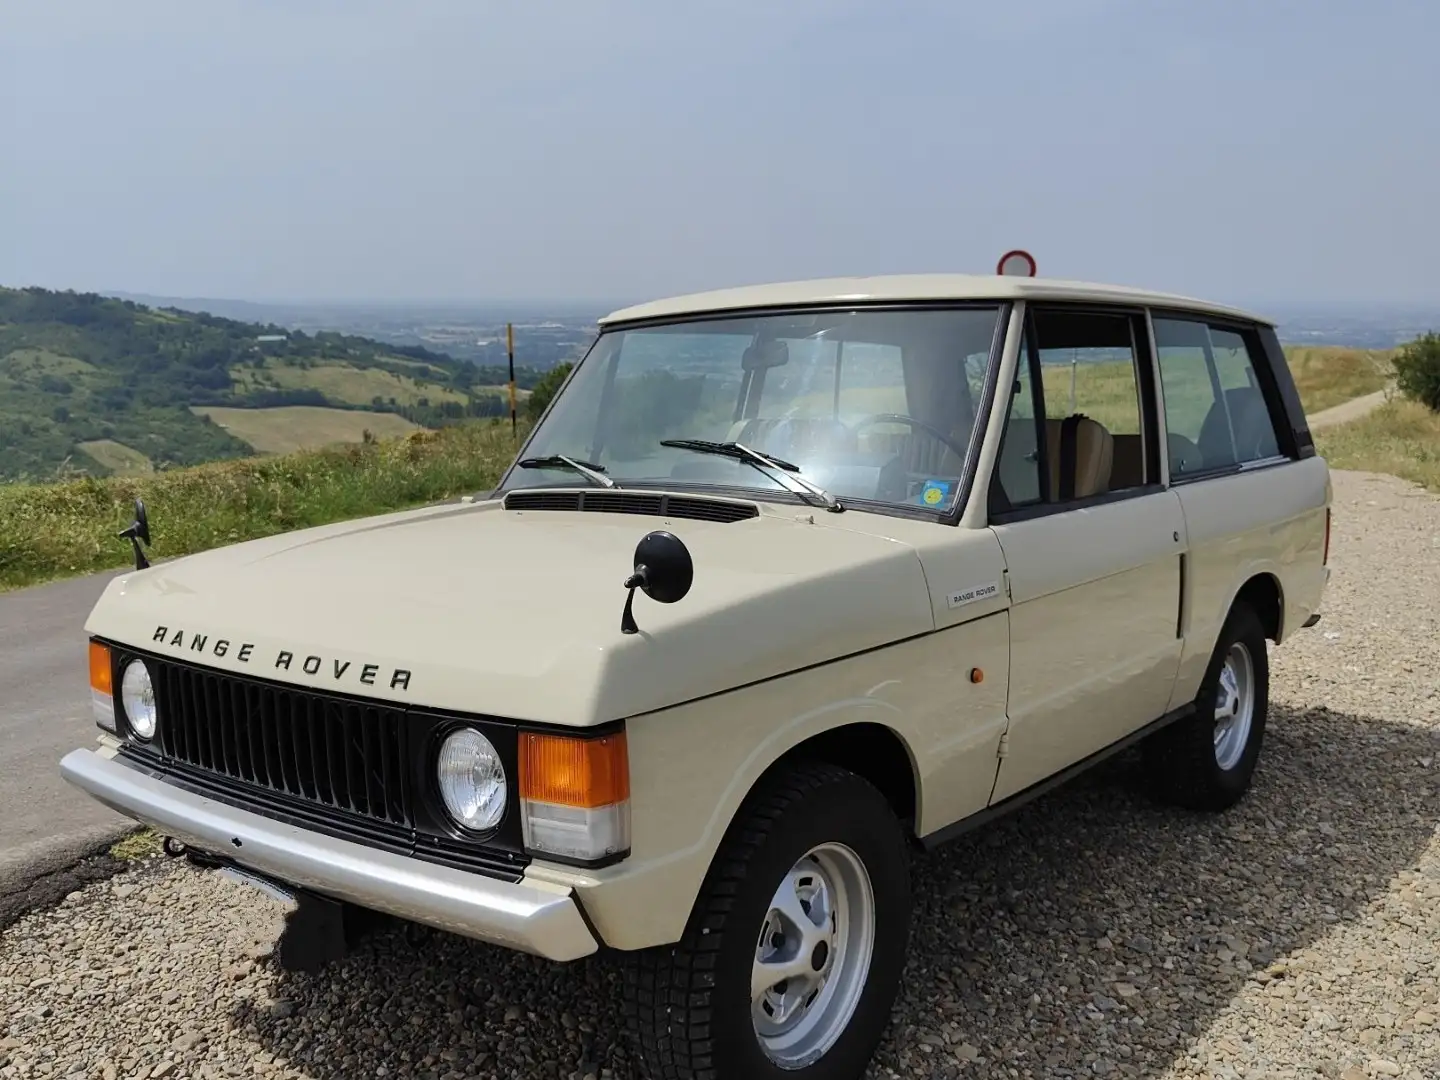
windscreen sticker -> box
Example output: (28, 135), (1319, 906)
(948, 581), (1000, 609)
(917, 480), (951, 507)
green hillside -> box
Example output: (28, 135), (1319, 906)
(0, 286), (542, 481)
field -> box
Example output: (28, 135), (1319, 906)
(1314, 395), (1440, 493)
(0, 420), (526, 592)
(231, 361), (469, 407)
(75, 440), (154, 476)
(191, 405), (423, 454)
(1286, 345), (1394, 412)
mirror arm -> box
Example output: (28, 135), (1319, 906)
(620, 567), (648, 635)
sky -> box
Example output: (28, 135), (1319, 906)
(2, 0), (1438, 308)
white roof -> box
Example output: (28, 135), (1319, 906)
(600, 274), (1270, 327)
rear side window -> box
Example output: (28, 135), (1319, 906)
(1152, 317), (1285, 479)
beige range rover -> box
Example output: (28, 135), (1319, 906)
(63, 262), (1331, 1080)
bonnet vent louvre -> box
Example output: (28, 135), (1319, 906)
(504, 490), (758, 523)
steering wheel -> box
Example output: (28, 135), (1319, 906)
(850, 413), (970, 463)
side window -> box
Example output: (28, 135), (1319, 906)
(1031, 309), (1151, 498)
(992, 310), (1156, 515)
(1209, 327), (1281, 463)
(1152, 317), (1284, 478)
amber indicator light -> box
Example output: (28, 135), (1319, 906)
(969, 667), (984, 684)
(89, 641), (113, 695)
(519, 731), (630, 808)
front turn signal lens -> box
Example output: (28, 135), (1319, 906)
(88, 640), (117, 734)
(519, 731), (630, 864)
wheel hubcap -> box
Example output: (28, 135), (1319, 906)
(751, 843), (876, 1068)
(1213, 641), (1255, 771)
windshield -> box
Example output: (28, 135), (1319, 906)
(501, 305), (1004, 514)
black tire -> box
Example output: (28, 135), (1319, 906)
(1144, 602), (1269, 811)
(621, 761), (911, 1080)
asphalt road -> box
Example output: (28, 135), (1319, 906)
(0, 571), (132, 893)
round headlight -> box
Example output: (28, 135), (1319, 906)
(120, 660), (157, 740)
(436, 729), (506, 831)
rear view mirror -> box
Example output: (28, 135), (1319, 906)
(741, 340), (789, 371)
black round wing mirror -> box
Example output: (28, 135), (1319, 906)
(620, 530), (693, 635)
(118, 497), (152, 570)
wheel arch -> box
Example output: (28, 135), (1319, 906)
(762, 720), (921, 835)
(1233, 570), (1284, 642)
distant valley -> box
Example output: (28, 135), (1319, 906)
(106, 291), (604, 371)
(109, 290), (1440, 354)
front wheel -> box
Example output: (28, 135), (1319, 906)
(1144, 601), (1270, 811)
(622, 762), (912, 1080)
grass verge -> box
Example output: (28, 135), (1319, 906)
(1314, 396), (1440, 493)
(0, 419), (527, 592)
(109, 828), (162, 861)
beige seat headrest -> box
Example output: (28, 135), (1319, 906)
(1044, 416), (1114, 499)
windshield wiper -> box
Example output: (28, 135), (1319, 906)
(516, 454), (615, 488)
(660, 439), (842, 512)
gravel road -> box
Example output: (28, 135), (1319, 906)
(3, 469), (1438, 1080)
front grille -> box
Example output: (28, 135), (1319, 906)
(504, 489), (759, 523)
(154, 662), (410, 828)
(115, 649), (529, 882)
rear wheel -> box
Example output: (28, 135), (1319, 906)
(622, 762), (911, 1080)
(1145, 602), (1269, 811)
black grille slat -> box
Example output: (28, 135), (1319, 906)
(504, 489), (758, 523)
(231, 681), (253, 783)
(185, 670), (210, 771)
(362, 709), (382, 818)
(208, 673), (233, 779)
(326, 704), (350, 813)
(246, 683), (267, 789)
(258, 689), (278, 791)
(345, 705), (368, 816)
(287, 691), (310, 798)
(307, 696), (330, 804)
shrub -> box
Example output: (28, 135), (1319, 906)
(526, 361), (574, 421)
(1393, 331), (1440, 412)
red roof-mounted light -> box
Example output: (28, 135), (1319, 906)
(996, 249), (1037, 277)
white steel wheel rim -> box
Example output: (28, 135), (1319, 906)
(751, 842), (876, 1068)
(1213, 641), (1255, 771)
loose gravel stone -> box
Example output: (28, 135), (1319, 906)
(3, 469), (1438, 1079)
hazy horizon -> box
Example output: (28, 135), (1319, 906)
(4, 1), (1438, 307)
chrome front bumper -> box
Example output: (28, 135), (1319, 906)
(59, 747), (599, 962)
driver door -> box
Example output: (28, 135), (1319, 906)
(987, 305), (1186, 803)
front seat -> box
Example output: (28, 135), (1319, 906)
(1044, 415), (1114, 500)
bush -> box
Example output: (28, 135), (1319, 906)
(1394, 331), (1440, 412)
(526, 361), (574, 421)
